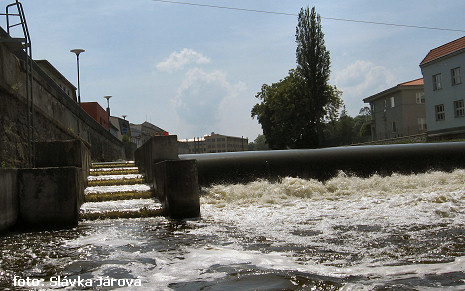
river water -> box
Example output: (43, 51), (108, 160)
(1, 169), (465, 290)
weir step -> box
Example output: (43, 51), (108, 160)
(89, 167), (139, 176)
(80, 162), (162, 218)
(91, 161), (135, 169)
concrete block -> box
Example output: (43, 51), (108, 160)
(17, 167), (83, 228)
(154, 160), (200, 219)
(135, 135), (179, 183)
(34, 139), (90, 194)
(0, 169), (18, 232)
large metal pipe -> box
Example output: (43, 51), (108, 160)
(180, 142), (465, 185)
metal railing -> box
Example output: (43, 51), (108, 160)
(1, 1), (34, 166)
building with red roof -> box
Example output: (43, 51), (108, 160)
(420, 36), (465, 138)
(363, 78), (426, 141)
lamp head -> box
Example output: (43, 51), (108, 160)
(70, 49), (85, 56)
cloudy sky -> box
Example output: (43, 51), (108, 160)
(6, 0), (464, 141)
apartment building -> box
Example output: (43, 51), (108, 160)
(179, 132), (248, 154)
(420, 36), (465, 138)
(363, 78), (426, 141)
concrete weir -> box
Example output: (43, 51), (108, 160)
(180, 142), (465, 185)
(135, 136), (200, 219)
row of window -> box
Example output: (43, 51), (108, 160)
(390, 118), (427, 133)
(435, 99), (465, 121)
(433, 67), (462, 91)
(376, 92), (425, 115)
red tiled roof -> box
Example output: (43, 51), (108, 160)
(420, 36), (465, 66)
(398, 78), (424, 86)
(363, 78), (424, 102)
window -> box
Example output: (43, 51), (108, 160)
(435, 104), (445, 121)
(392, 121), (397, 133)
(416, 92), (425, 104)
(390, 96), (395, 108)
(452, 67), (462, 85)
(454, 99), (464, 118)
(418, 118), (427, 130)
(433, 74), (442, 90)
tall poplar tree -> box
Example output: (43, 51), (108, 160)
(295, 6), (331, 148)
(252, 6), (339, 149)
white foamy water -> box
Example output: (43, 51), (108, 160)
(80, 199), (162, 214)
(84, 184), (152, 194)
(87, 174), (143, 181)
(2, 170), (465, 290)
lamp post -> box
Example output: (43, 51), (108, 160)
(70, 49), (85, 103)
(122, 115), (127, 120)
(104, 95), (112, 115)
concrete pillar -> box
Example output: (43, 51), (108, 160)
(154, 160), (200, 219)
(0, 169), (18, 232)
(17, 167), (83, 228)
(135, 135), (179, 183)
(34, 139), (90, 196)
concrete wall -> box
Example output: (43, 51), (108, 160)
(0, 169), (18, 232)
(0, 29), (125, 166)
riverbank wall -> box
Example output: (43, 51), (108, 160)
(0, 28), (125, 167)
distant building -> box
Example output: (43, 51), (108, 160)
(420, 36), (465, 138)
(178, 137), (207, 154)
(110, 116), (131, 141)
(130, 121), (168, 147)
(80, 102), (109, 130)
(179, 132), (248, 153)
(35, 60), (77, 101)
(363, 78), (426, 141)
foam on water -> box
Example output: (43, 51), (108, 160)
(84, 184), (152, 194)
(3, 170), (465, 290)
(80, 199), (162, 214)
(87, 174), (143, 181)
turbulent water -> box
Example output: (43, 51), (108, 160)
(1, 170), (465, 290)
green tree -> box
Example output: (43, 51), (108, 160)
(251, 69), (305, 149)
(252, 6), (338, 149)
(295, 6), (332, 148)
(248, 134), (269, 151)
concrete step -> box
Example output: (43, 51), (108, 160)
(89, 167), (140, 176)
(91, 161), (135, 169)
(84, 184), (153, 202)
(87, 174), (145, 187)
(80, 198), (163, 220)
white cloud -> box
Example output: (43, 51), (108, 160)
(157, 48), (210, 72)
(335, 60), (397, 96)
(172, 67), (246, 135)
(334, 60), (398, 115)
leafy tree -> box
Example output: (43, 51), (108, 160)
(248, 134), (269, 151)
(251, 69), (305, 149)
(252, 6), (338, 149)
(294, 6), (332, 148)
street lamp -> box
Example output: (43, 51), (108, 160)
(104, 95), (112, 115)
(70, 49), (85, 103)
(122, 115), (127, 120)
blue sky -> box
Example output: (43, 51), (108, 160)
(5, 0), (465, 141)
